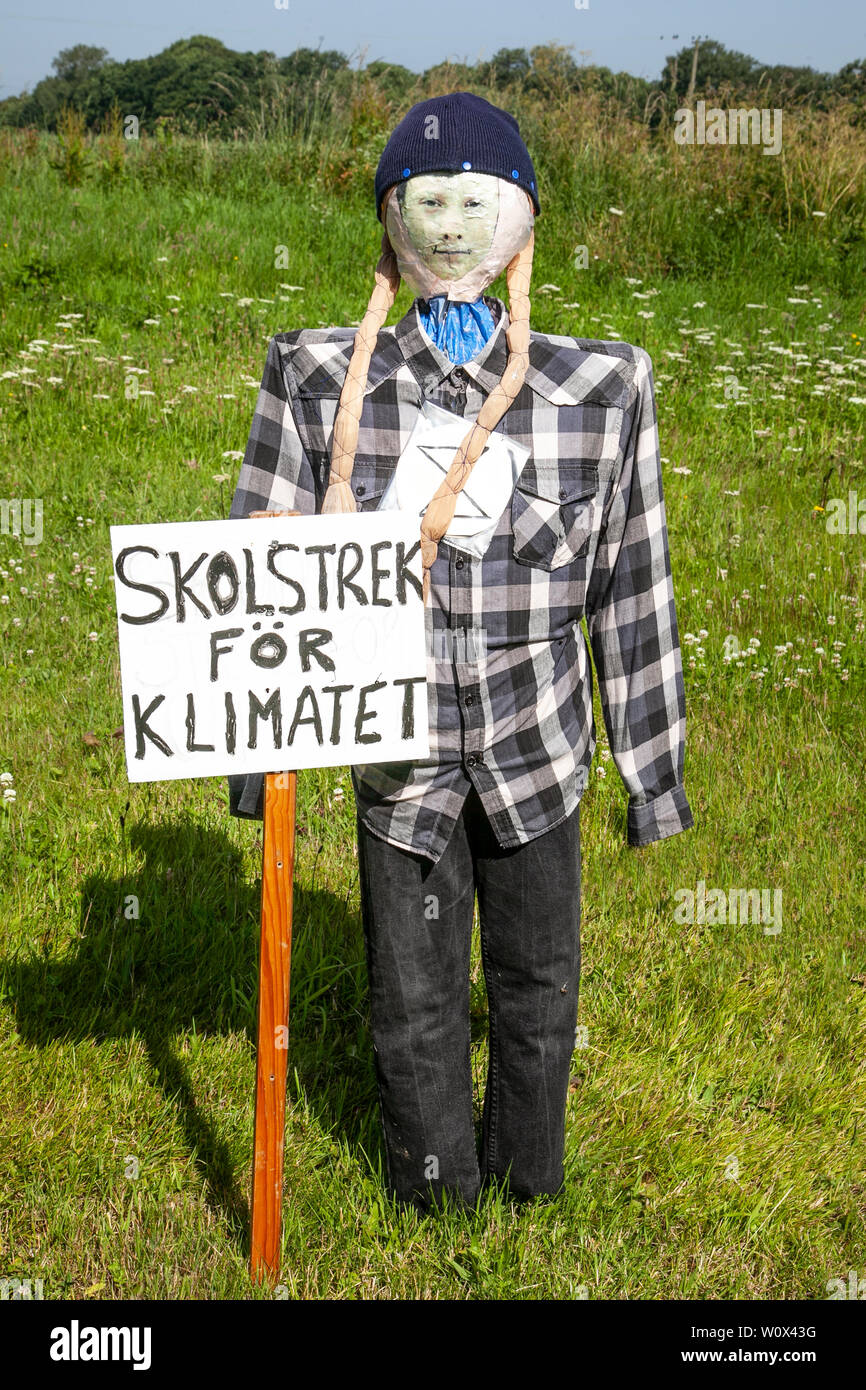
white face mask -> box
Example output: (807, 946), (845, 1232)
(383, 170), (534, 303)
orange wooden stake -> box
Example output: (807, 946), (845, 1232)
(250, 768), (297, 1284)
(249, 510), (300, 1287)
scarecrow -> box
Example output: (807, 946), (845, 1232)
(228, 92), (694, 1213)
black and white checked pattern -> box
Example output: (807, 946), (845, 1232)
(227, 294), (694, 861)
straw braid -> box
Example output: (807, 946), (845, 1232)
(320, 225), (401, 515)
(321, 208), (535, 604)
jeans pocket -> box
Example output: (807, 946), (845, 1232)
(511, 462), (599, 570)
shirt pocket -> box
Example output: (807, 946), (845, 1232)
(511, 462), (600, 570)
(346, 459), (397, 513)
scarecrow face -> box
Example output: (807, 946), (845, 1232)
(383, 168), (535, 303)
(396, 172), (501, 279)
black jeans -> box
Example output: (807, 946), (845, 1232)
(356, 784), (581, 1213)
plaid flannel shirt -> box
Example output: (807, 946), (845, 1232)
(227, 293), (694, 863)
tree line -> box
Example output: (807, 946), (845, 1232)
(1, 35), (863, 135)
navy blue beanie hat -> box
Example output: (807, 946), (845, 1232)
(374, 91), (540, 223)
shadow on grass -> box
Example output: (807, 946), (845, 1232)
(3, 816), (402, 1258)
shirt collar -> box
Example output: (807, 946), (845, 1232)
(390, 294), (510, 398)
(387, 295), (631, 409)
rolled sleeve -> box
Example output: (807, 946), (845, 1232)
(627, 782), (693, 847)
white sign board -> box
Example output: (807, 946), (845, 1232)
(110, 514), (429, 783)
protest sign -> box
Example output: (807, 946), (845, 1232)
(110, 513), (430, 781)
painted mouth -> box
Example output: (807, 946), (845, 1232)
(432, 246), (472, 255)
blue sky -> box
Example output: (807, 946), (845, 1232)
(1, 0), (864, 99)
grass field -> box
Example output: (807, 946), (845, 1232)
(1, 102), (865, 1299)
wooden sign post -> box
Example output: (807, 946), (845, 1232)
(249, 766), (297, 1284)
(249, 510), (298, 1287)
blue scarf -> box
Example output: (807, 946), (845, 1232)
(417, 295), (497, 365)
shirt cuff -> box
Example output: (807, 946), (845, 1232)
(627, 783), (694, 847)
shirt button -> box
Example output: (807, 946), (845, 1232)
(455, 556), (465, 569)
(356, 483), (366, 496)
(466, 752), (480, 767)
(465, 693), (475, 706)
(559, 488), (567, 500)
(452, 368), (466, 383)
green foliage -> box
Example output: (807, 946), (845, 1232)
(363, 61), (416, 107)
(50, 104), (91, 187)
(666, 38), (762, 98)
(9, 248), (58, 290)
(95, 101), (126, 187)
(2, 37), (864, 137)
(483, 47), (533, 87)
(277, 47), (348, 83)
(51, 44), (109, 84)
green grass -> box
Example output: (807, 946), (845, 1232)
(0, 118), (864, 1300)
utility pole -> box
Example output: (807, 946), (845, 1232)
(686, 35), (701, 105)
